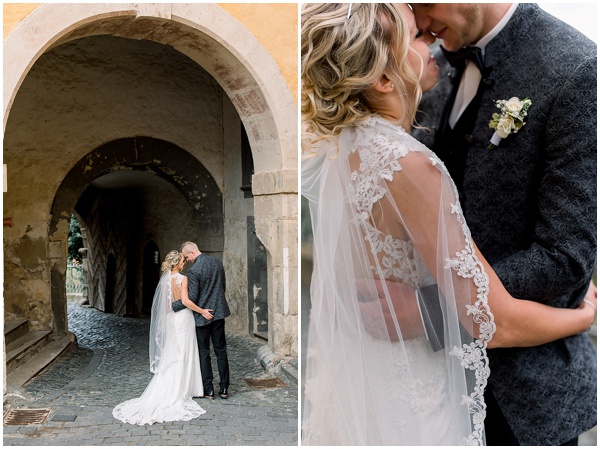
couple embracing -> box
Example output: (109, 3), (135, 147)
(301, 3), (596, 446)
(113, 242), (230, 426)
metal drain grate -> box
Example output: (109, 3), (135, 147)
(4, 408), (51, 426)
(244, 377), (287, 389)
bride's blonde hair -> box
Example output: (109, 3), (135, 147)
(161, 250), (182, 274)
(301, 3), (422, 153)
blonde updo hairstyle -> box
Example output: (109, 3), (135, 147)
(161, 250), (182, 274)
(301, 3), (422, 152)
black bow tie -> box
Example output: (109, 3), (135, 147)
(441, 46), (486, 74)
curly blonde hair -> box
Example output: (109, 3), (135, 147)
(301, 3), (423, 153)
(161, 250), (182, 274)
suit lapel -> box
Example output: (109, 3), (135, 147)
(462, 4), (539, 147)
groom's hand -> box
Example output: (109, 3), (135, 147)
(200, 309), (214, 320)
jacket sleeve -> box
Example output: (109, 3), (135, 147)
(491, 56), (597, 304)
(171, 298), (185, 312)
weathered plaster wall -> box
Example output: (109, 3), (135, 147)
(137, 179), (218, 256)
(254, 191), (298, 357)
(222, 96), (253, 335)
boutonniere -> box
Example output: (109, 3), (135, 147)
(488, 96), (532, 149)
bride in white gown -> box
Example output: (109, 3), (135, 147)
(113, 251), (213, 426)
(300, 4), (596, 445)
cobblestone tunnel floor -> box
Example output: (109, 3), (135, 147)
(4, 302), (298, 446)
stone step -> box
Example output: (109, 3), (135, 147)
(4, 318), (29, 345)
(5, 330), (52, 374)
(7, 334), (76, 388)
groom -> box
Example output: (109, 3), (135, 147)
(173, 241), (231, 399)
(411, 3), (596, 446)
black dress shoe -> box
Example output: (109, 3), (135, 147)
(218, 388), (228, 399)
(202, 391), (214, 399)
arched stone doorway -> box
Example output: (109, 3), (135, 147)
(4, 3), (297, 358)
(50, 137), (224, 330)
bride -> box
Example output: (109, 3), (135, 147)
(301, 3), (596, 445)
(113, 251), (213, 426)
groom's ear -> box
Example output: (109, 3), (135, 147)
(373, 74), (395, 93)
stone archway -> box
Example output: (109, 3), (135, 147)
(49, 137), (224, 334)
(4, 3), (297, 357)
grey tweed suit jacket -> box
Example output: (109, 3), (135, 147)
(172, 253), (231, 327)
(414, 3), (597, 445)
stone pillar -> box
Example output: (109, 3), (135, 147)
(49, 239), (68, 335)
(253, 169), (298, 357)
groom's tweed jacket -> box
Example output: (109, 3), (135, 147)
(414, 4), (597, 446)
(172, 253), (231, 326)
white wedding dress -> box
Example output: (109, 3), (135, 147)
(113, 273), (206, 425)
(302, 115), (495, 445)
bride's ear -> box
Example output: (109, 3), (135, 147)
(373, 74), (395, 94)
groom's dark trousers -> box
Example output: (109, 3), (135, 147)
(196, 319), (230, 392)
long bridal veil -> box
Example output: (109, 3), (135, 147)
(301, 116), (495, 446)
(149, 274), (174, 374)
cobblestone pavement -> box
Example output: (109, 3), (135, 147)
(4, 302), (298, 446)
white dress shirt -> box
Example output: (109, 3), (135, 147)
(449, 3), (519, 128)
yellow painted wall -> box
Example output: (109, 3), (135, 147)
(3, 3), (41, 39)
(3, 3), (298, 102)
(218, 3), (298, 102)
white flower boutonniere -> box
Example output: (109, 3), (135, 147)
(488, 96), (532, 149)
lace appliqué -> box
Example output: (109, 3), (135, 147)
(347, 124), (428, 287)
(171, 273), (190, 365)
(171, 273), (184, 297)
(443, 195), (496, 446)
(386, 340), (448, 414)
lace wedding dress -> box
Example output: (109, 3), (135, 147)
(302, 115), (495, 445)
(113, 273), (205, 425)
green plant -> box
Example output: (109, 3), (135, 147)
(68, 214), (83, 263)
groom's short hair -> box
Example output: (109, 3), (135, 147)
(180, 241), (198, 253)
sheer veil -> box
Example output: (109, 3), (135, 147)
(149, 273), (172, 374)
(302, 116), (495, 445)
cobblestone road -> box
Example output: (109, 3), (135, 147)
(4, 302), (298, 446)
